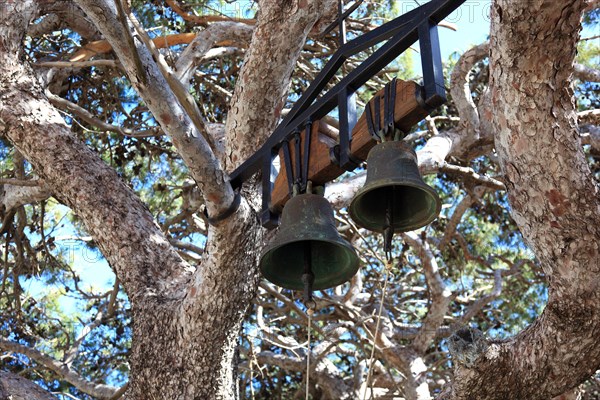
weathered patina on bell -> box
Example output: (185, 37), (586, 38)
(349, 140), (441, 233)
(260, 193), (360, 291)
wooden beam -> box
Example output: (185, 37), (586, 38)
(271, 80), (429, 211)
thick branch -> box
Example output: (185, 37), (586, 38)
(1, 181), (51, 213)
(175, 22), (252, 88)
(585, 0), (600, 10)
(1, 0), (191, 300)
(449, 42), (489, 137)
(578, 109), (600, 126)
(574, 63), (600, 82)
(0, 339), (119, 399)
(0, 370), (56, 400)
(33, 1), (99, 40)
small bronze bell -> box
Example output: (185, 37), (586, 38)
(349, 140), (441, 233)
(260, 193), (360, 291)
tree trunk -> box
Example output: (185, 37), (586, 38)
(440, 1), (600, 398)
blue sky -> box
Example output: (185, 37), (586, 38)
(435, 1), (492, 56)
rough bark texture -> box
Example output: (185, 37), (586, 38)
(439, 1), (600, 399)
(0, 183), (50, 215)
(0, 0), (342, 398)
(0, 370), (57, 400)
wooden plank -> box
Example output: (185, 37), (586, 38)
(271, 80), (429, 211)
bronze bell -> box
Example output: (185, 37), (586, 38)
(349, 140), (441, 233)
(260, 193), (360, 291)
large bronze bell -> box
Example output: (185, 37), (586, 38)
(260, 193), (360, 291)
(349, 140), (441, 233)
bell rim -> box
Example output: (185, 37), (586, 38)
(259, 236), (361, 291)
(348, 180), (442, 233)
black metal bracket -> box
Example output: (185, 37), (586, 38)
(230, 0), (466, 229)
(204, 191), (241, 226)
(366, 78), (398, 142)
(281, 121), (314, 198)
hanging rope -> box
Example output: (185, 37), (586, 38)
(362, 258), (393, 400)
(305, 303), (315, 400)
(249, 346), (256, 400)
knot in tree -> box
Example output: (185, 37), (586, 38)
(447, 327), (489, 369)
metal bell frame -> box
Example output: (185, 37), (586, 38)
(229, 0), (466, 291)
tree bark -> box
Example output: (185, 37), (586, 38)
(0, 370), (56, 400)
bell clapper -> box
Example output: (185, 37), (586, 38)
(383, 188), (395, 261)
(302, 240), (315, 304)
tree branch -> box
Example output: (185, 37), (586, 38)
(0, 370), (57, 400)
(439, 187), (485, 251)
(47, 92), (160, 137)
(63, 310), (105, 368)
(404, 232), (453, 355)
(224, 0), (338, 170)
(164, 0), (256, 26)
(1, 181), (51, 213)
(254, 350), (353, 399)
(0, 339), (120, 399)
(1, 0), (192, 301)
(36, 60), (120, 69)
(175, 22), (252, 88)
(441, 1), (600, 398)
(574, 63), (600, 82)
(584, 0), (600, 12)
(578, 109), (600, 126)
(439, 163), (506, 191)
(450, 42), (489, 138)
(33, 1), (99, 41)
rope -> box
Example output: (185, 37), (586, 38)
(249, 349), (255, 400)
(363, 259), (392, 400)
(305, 306), (315, 400)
